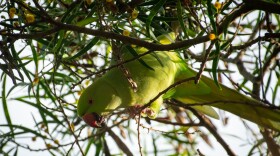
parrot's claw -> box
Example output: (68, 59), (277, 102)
(127, 105), (142, 118)
(126, 105), (157, 119)
(141, 108), (156, 119)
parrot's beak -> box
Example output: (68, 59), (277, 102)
(82, 112), (105, 128)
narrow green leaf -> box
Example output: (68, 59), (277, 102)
(10, 44), (27, 82)
(138, 15), (167, 35)
(152, 134), (158, 156)
(12, 58), (31, 82)
(150, 52), (164, 67)
(146, 0), (167, 37)
(207, 0), (217, 33)
(264, 71), (272, 95)
(76, 17), (98, 27)
(187, 29), (196, 37)
(29, 41), (38, 72)
(2, 75), (14, 138)
(139, 15), (179, 22)
(221, 1), (233, 13)
(36, 84), (48, 129)
(35, 38), (54, 48)
(84, 138), (93, 155)
(176, 0), (188, 38)
(0, 124), (46, 138)
(65, 37), (99, 61)
(61, 2), (82, 23)
(44, 72), (75, 82)
(272, 71), (280, 104)
(212, 41), (221, 88)
(125, 46), (154, 71)
(140, 0), (160, 6)
(13, 147), (18, 156)
(38, 81), (57, 105)
(220, 40), (231, 50)
(53, 30), (65, 55)
(14, 98), (63, 125)
(7, 82), (29, 97)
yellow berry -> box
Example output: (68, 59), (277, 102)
(214, 2), (222, 10)
(9, 8), (17, 18)
(25, 13), (35, 23)
(54, 139), (59, 145)
(123, 29), (130, 36)
(40, 123), (45, 129)
(77, 90), (82, 96)
(33, 76), (39, 85)
(44, 128), (49, 133)
(46, 143), (52, 149)
(131, 9), (138, 19)
(0, 29), (7, 35)
(209, 33), (216, 40)
(13, 22), (20, 27)
(31, 136), (37, 141)
(86, 0), (92, 5)
(9, 8), (16, 14)
(85, 79), (90, 86)
(70, 123), (75, 131)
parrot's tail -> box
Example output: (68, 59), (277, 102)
(174, 74), (280, 131)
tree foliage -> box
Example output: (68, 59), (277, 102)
(1, 0), (280, 155)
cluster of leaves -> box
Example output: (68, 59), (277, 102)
(0, 0), (280, 155)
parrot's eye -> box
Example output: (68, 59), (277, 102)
(82, 112), (105, 128)
(88, 99), (93, 105)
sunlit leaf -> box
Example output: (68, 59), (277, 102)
(2, 75), (14, 138)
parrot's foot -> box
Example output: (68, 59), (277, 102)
(126, 105), (157, 119)
(141, 108), (157, 119)
(127, 105), (142, 118)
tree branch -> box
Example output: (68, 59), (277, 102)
(260, 129), (280, 156)
(106, 127), (133, 156)
(168, 101), (236, 156)
(243, 0), (280, 15)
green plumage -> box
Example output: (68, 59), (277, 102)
(77, 34), (280, 131)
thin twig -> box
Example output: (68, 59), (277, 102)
(195, 41), (215, 84)
(41, 75), (85, 155)
(139, 121), (201, 135)
(260, 129), (280, 156)
(106, 126), (133, 156)
(230, 36), (264, 51)
(137, 115), (143, 156)
(187, 107), (236, 156)
(197, 149), (206, 156)
(234, 50), (257, 82)
(150, 118), (202, 127)
(261, 46), (280, 78)
(258, 15), (266, 101)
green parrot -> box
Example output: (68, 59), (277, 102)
(77, 33), (280, 131)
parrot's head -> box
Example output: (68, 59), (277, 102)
(77, 78), (121, 128)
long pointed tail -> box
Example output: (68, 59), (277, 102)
(173, 74), (280, 131)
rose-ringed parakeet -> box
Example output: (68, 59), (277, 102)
(77, 33), (280, 131)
